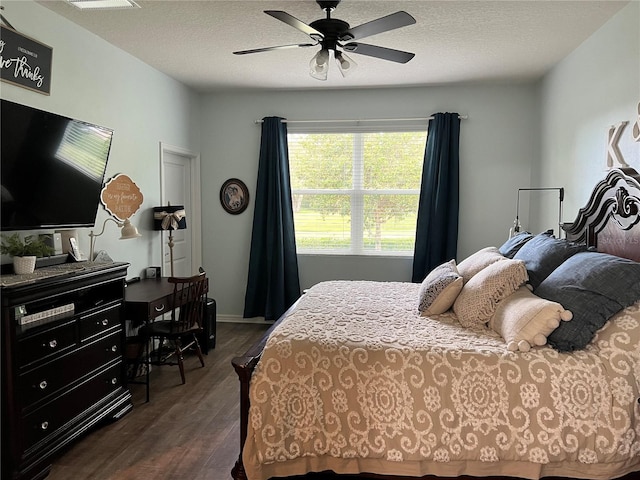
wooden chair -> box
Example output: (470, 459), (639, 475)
(140, 272), (208, 395)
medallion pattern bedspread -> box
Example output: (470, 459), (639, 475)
(243, 281), (640, 480)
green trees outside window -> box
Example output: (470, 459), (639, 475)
(288, 130), (426, 255)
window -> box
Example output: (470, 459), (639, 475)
(288, 127), (427, 255)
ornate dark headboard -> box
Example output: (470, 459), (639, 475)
(563, 168), (640, 261)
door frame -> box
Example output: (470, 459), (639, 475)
(159, 142), (202, 275)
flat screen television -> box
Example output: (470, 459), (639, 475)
(1, 100), (114, 231)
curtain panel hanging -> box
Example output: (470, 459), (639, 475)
(243, 117), (301, 320)
(412, 112), (461, 282)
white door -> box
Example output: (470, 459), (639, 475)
(160, 143), (202, 277)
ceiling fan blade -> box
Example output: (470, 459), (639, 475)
(340, 11), (416, 42)
(342, 42), (415, 63)
(265, 10), (324, 40)
(233, 43), (317, 55)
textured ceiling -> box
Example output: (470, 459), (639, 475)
(36, 0), (628, 92)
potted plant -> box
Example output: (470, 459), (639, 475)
(0, 233), (55, 274)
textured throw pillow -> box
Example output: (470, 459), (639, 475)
(453, 259), (529, 328)
(456, 247), (506, 283)
(513, 232), (587, 290)
(418, 260), (464, 315)
(537, 251), (640, 352)
(489, 286), (572, 352)
(498, 231), (533, 258)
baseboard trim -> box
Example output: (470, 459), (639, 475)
(217, 314), (274, 325)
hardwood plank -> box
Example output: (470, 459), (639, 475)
(47, 322), (271, 480)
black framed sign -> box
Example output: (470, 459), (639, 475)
(220, 178), (249, 215)
(0, 25), (52, 95)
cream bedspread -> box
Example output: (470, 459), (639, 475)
(243, 281), (640, 480)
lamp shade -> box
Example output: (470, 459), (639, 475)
(153, 205), (187, 231)
(335, 51), (357, 77)
(309, 49), (330, 81)
(120, 218), (142, 239)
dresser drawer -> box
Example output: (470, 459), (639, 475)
(22, 362), (123, 450)
(79, 303), (121, 342)
(17, 320), (77, 369)
(18, 330), (123, 410)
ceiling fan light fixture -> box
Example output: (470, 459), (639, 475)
(309, 49), (330, 81)
(335, 51), (357, 77)
(236, 2), (417, 80)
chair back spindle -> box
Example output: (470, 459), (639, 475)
(170, 274), (207, 333)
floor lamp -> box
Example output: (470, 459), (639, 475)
(153, 205), (187, 277)
(509, 187), (564, 238)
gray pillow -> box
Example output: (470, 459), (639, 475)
(499, 231), (533, 258)
(537, 251), (640, 351)
(418, 260), (463, 315)
(513, 232), (587, 289)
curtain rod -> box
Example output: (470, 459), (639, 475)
(254, 115), (468, 124)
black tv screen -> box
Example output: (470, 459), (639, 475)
(1, 100), (113, 231)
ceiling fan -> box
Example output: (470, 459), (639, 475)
(233, 0), (416, 80)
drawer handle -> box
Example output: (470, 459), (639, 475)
(110, 377), (118, 385)
(154, 304), (165, 312)
(44, 339), (57, 349)
(99, 319), (109, 326)
(40, 421), (49, 431)
(38, 380), (48, 390)
(109, 345), (118, 353)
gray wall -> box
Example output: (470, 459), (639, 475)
(0, 1), (201, 278)
(534, 1), (640, 226)
(200, 86), (539, 319)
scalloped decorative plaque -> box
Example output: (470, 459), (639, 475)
(100, 174), (144, 221)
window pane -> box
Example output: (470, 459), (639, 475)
(363, 194), (419, 252)
(289, 133), (352, 190)
(293, 194), (351, 250)
(288, 129), (426, 255)
(362, 132), (427, 189)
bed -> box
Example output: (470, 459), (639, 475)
(231, 167), (640, 480)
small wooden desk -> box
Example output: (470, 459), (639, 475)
(124, 277), (210, 401)
(124, 278), (180, 326)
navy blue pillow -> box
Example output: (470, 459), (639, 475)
(513, 233), (587, 289)
(499, 231), (533, 258)
(537, 251), (640, 351)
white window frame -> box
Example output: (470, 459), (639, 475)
(288, 121), (426, 257)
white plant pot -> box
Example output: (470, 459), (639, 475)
(13, 256), (36, 275)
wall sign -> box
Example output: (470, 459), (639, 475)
(100, 174), (144, 221)
(606, 121), (629, 169)
(0, 25), (52, 95)
(607, 101), (640, 170)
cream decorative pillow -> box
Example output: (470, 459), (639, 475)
(453, 258), (528, 328)
(418, 260), (463, 316)
(456, 246), (506, 283)
(489, 286), (573, 352)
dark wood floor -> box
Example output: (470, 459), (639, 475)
(47, 322), (271, 480)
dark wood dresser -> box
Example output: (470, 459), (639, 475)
(1, 262), (132, 480)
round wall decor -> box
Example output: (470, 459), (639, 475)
(220, 178), (249, 214)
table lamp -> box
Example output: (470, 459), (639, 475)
(153, 205), (187, 277)
(88, 217), (141, 262)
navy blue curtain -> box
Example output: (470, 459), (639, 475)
(412, 113), (461, 282)
(243, 117), (301, 320)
